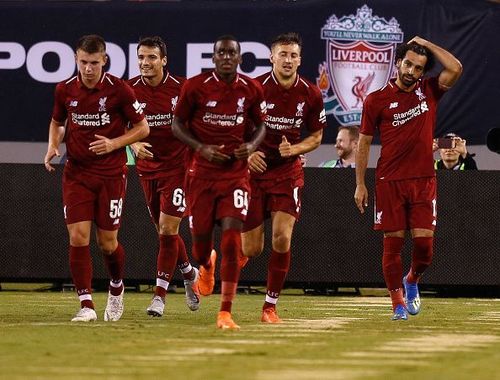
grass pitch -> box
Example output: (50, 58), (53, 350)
(0, 288), (499, 380)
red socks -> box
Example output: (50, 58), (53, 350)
(382, 237), (405, 310)
(407, 237), (434, 283)
(219, 229), (242, 312)
(103, 243), (125, 296)
(264, 250), (291, 309)
(69, 245), (94, 309)
(155, 234), (180, 298)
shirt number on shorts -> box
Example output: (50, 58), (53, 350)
(109, 198), (123, 218)
(172, 188), (186, 207)
(233, 189), (249, 210)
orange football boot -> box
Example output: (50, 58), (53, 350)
(216, 311), (240, 330)
(198, 249), (217, 296)
(261, 307), (283, 324)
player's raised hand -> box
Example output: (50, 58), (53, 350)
(279, 135), (293, 158)
(89, 134), (117, 155)
(131, 141), (154, 160)
(44, 145), (61, 172)
(199, 144), (231, 163)
(248, 151), (267, 173)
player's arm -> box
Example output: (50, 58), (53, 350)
(279, 129), (323, 158)
(172, 115), (230, 163)
(409, 36), (462, 90)
(44, 118), (66, 172)
(354, 133), (373, 214)
(89, 118), (149, 156)
(234, 121), (266, 160)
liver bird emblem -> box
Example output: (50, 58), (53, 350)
(352, 72), (375, 108)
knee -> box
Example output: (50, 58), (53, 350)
(272, 230), (291, 252)
(242, 240), (263, 258)
(69, 230), (90, 247)
(97, 237), (118, 255)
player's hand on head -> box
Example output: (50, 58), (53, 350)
(89, 134), (117, 155)
(248, 151), (267, 173)
(279, 135), (293, 158)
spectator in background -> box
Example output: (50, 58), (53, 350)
(320, 125), (359, 168)
(434, 132), (478, 170)
(44, 34), (149, 322)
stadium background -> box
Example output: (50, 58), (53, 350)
(0, 0), (498, 293)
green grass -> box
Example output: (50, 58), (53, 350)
(0, 288), (499, 380)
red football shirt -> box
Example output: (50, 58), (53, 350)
(128, 73), (187, 179)
(52, 72), (145, 176)
(254, 71), (327, 180)
(174, 71), (267, 180)
(360, 77), (445, 181)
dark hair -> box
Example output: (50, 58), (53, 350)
(338, 125), (360, 140)
(213, 34), (241, 53)
(76, 34), (106, 54)
(270, 32), (303, 51)
(395, 42), (435, 72)
(137, 36), (167, 58)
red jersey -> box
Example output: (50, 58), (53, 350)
(254, 72), (327, 180)
(128, 73), (187, 179)
(52, 72), (144, 177)
(360, 77), (445, 181)
(174, 71), (267, 180)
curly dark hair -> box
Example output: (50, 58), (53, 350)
(395, 42), (435, 72)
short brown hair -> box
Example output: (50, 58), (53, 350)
(76, 34), (106, 54)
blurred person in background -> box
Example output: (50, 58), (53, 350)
(320, 125), (359, 168)
(433, 132), (477, 170)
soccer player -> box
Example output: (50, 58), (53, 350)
(44, 34), (149, 322)
(320, 126), (359, 168)
(241, 32), (326, 323)
(172, 35), (267, 330)
(354, 36), (462, 320)
(128, 36), (200, 317)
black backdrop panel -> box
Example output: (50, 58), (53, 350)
(0, 165), (498, 289)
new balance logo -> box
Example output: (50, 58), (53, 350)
(266, 103), (275, 110)
(100, 113), (110, 125)
(389, 102), (398, 109)
(70, 100), (78, 107)
(206, 100), (217, 107)
(113, 218), (120, 225)
(133, 100), (144, 114)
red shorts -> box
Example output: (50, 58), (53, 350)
(62, 165), (127, 230)
(186, 176), (250, 235)
(139, 174), (186, 223)
(374, 177), (437, 231)
(243, 175), (304, 232)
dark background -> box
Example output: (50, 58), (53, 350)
(1, 165), (498, 294)
(0, 0), (499, 144)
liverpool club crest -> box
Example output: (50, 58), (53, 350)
(317, 5), (404, 125)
